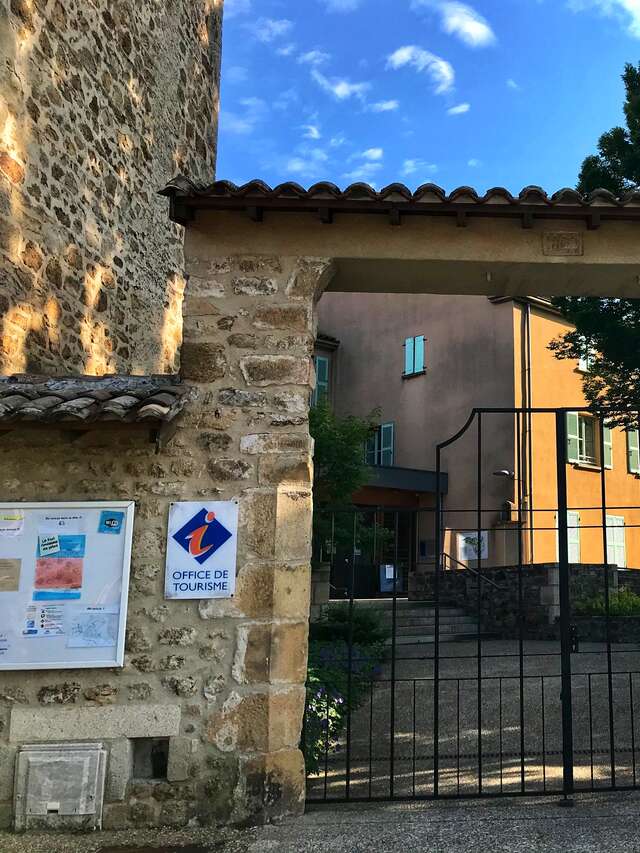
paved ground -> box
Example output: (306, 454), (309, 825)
(3, 792), (640, 852)
(308, 639), (640, 800)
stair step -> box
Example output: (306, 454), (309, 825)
(379, 607), (467, 619)
(393, 615), (477, 628)
(387, 631), (481, 646)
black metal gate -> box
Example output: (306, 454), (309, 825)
(303, 407), (640, 803)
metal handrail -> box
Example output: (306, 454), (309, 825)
(442, 552), (504, 591)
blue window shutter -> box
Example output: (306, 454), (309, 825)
(404, 337), (414, 375)
(414, 336), (425, 372)
(380, 423), (395, 466)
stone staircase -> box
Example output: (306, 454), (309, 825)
(358, 598), (479, 645)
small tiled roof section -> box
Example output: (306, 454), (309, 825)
(0, 375), (192, 425)
(161, 175), (640, 225)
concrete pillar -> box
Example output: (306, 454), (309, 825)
(180, 253), (334, 822)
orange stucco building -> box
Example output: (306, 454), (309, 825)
(317, 294), (640, 571)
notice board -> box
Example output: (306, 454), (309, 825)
(0, 502), (135, 671)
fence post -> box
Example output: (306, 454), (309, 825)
(555, 411), (575, 805)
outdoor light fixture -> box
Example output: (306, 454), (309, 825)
(492, 469), (515, 478)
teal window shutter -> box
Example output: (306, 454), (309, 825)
(404, 337), (414, 375)
(414, 335), (425, 373)
(566, 412), (580, 463)
(567, 511), (581, 563)
(603, 422), (613, 470)
(312, 356), (330, 406)
(628, 429), (640, 474)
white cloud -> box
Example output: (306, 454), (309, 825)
(320, 0), (363, 11)
(468, 158), (481, 167)
(402, 158), (438, 178)
(311, 69), (371, 100)
(330, 134), (347, 148)
(506, 78), (521, 90)
(253, 18), (294, 43)
(411, 1), (496, 47)
(447, 102), (470, 115)
(299, 49), (331, 66)
(227, 66), (249, 84)
(302, 124), (322, 140)
(387, 46), (455, 95)
(343, 162), (383, 182)
(220, 97), (268, 135)
(274, 88), (299, 112)
(361, 147), (384, 160)
(568, 0), (640, 37)
(286, 147), (329, 180)
(368, 99), (400, 112)
(225, 0), (251, 18)
(276, 43), (297, 57)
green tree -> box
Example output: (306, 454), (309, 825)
(549, 298), (640, 428)
(551, 64), (640, 427)
(309, 401), (380, 561)
(577, 62), (640, 195)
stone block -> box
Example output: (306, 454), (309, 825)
(9, 705), (181, 742)
(208, 458), (253, 482)
(167, 736), (195, 782)
(237, 623), (308, 685)
(106, 738), (133, 802)
(275, 487), (313, 562)
(102, 802), (130, 830)
(231, 563), (310, 620)
(242, 749), (305, 823)
(286, 258), (335, 300)
(240, 355), (310, 387)
(0, 745), (16, 801)
(233, 277), (277, 296)
(218, 388), (268, 407)
(240, 433), (311, 455)
(207, 688), (305, 754)
(0, 803), (13, 830)
(181, 341), (227, 381)
(252, 305), (310, 331)
(258, 454), (312, 486)
(182, 296), (221, 316)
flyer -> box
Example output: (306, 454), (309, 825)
(0, 511), (24, 537)
(22, 604), (66, 638)
(0, 558), (21, 592)
(68, 606), (119, 648)
(33, 534), (85, 601)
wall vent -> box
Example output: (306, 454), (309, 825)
(14, 742), (106, 831)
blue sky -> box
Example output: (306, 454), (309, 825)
(217, 0), (639, 193)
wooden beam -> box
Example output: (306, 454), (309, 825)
(522, 211), (534, 229)
(246, 206), (263, 222)
(456, 210), (467, 228)
(318, 206), (333, 224)
(389, 208), (401, 227)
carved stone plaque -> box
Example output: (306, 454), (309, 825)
(542, 232), (584, 257)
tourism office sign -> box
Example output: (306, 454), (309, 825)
(165, 501), (239, 600)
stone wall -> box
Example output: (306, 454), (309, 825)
(416, 564), (619, 640)
(1, 0), (222, 376)
(0, 254), (331, 829)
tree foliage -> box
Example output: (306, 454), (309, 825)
(549, 297), (640, 428)
(577, 62), (640, 195)
(309, 400), (379, 507)
(551, 64), (640, 426)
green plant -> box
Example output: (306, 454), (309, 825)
(302, 604), (390, 774)
(574, 587), (640, 618)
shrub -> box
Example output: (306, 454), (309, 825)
(574, 587), (640, 617)
(302, 604), (390, 775)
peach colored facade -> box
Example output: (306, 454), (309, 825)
(318, 293), (640, 569)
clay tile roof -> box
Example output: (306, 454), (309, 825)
(161, 175), (640, 226)
(0, 375), (192, 425)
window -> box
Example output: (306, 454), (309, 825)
(366, 423), (395, 467)
(606, 516), (627, 567)
(566, 413), (611, 467)
(578, 338), (596, 373)
(403, 336), (425, 377)
(311, 355), (330, 407)
(628, 429), (640, 475)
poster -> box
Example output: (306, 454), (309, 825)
(458, 530), (489, 561)
(165, 501), (239, 600)
(0, 502), (134, 671)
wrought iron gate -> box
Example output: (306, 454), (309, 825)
(303, 407), (640, 803)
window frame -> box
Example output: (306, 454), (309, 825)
(566, 412), (607, 468)
(366, 422), (395, 467)
(627, 429), (640, 475)
(311, 354), (330, 407)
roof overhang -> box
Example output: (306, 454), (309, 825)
(366, 465), (448, 495)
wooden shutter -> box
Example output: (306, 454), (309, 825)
(606, 516), (626, 567)
(567, 511), (581, 563)
(566, 412), (580, 463)
(404, 337), (414, 375)
(628, 429), (640, 474)
(603, 422), (613, 469)
(415, 336), (425, 373)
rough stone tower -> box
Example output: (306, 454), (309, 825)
(1, 0), (223, 376)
